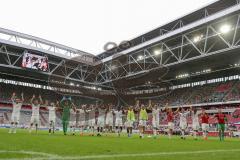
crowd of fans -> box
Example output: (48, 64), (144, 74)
(152, 80), (240, 106)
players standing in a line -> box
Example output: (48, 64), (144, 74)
(44, 100), (58, 134)
(201, 109), (209, 140)
(105, 105), (114, 133)
(60, 96), (75, 135)
(149, 104), (161, 139)
(190, 107), (200, 140)
(9, 92), (24, 134)
(29, 94), (43, 133)
(137, 104), (148, 139)
(96, 105), (106, 136)
(178, 107), (190, 140)
(125, 106), (135, 137)
(113, 106), (124, 137)
(214, 108), (228, 141)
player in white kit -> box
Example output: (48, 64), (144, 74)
(113, 107), (124, 137)
(44, 100), (58, 134)
(87, 105), (96, 136)
(151, 104), (160, 138)
(97, 106), (106, 136)
(190, 107), (200, 140)
(178, 107), (190, 139)
(69, 108), (77, 135)
(105, 105), (114, 133)
(76, 105), (86, 135)
(9, 92), (24, 134)
(29, 94), (43, 133)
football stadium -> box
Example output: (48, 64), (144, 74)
(1, 0), (240, 159)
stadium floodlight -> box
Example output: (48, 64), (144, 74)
(138, 55), (143, 60)
(154, 49), (162, 55)
(220, 24), (231, 34)
(70, 82), (74, 86)
(193, 35), (203, 43)
(234, 63), (240, 67)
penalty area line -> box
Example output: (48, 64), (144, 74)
(1, 149), (240, 160)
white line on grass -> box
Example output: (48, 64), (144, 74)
(1, 149), (240, 160)
(0, 150), (60, 159)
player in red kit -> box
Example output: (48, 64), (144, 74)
(165, 104), (179, 139)
(167, 110), (174, 139)
(214, 108), (227, 141)
(201, 109), (209, 140)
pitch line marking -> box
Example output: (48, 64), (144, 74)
(0, 150), (60, 159)
(1, 149), (240, 160)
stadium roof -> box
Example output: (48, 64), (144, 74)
(0, 0), (232, 62)
(98, 0), (236, 62)
(1, 0), (240, 97)
(0, 27), (95, 63)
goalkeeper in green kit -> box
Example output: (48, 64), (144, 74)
(214, 108), (228, 141)
(60, 96), (75, 135)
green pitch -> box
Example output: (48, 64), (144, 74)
(0, 129), (240, 160)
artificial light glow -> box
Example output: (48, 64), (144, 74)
(193, 34), (203, 43)
(220, 24), (231, 34)
(154, 49), (162, 55)
(202, 69), (211, 73)
(138, 55), (143, 60)
(176, 73), (189, 79)
(234, 63), (240, 67)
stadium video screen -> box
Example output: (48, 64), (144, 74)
(22, 53), (49, 72)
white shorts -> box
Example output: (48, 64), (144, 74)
(78, 120), (86, 127)
(97, 116), (105, 127)
(180, 122), (187, 130)
(49, 120), (55, 127)
(31, 115), (39, 125)
(88, 119), (95, 127)
(192, 123), (200, 131)
(105, 118), (113, 126)
(126, 120), (134, 127)
(49, 117), (56, 124)
(202, 123), (209, 131)
(69, 121), (76, 127)
(11, 113), (20, 123)
(139, 120), (147, 127)
(115, 118), (123, 127)
(152, 119), (159, 128)
(168, 122), (174, 130)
